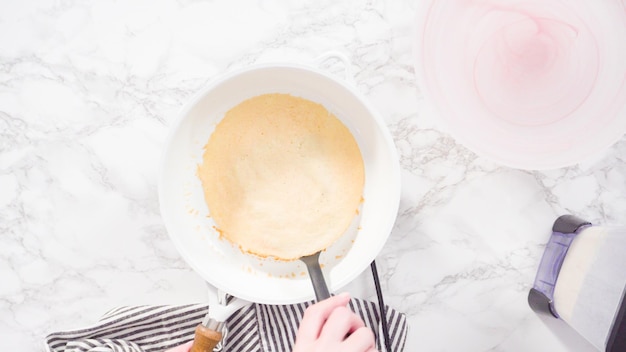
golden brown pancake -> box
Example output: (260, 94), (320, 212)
(197, 93), (364, 260)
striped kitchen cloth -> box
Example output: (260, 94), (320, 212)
(44, 298), (408, 352)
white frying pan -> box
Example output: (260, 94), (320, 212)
(158, 56), (401, 305)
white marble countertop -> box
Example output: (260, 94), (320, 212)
(1, 0), (624, 351)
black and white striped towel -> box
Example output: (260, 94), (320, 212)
(44, 298), (408, 352)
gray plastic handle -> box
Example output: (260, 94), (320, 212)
(301, 252), (331, 301)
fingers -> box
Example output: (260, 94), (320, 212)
(296, 292), (351, 341)
(319, 306), (365, 341)
(294, 293), (379, 352)
(342, 326), (376, 352)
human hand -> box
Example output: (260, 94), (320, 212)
(164, 340), (193, 352)
(293, 292), (378, 352)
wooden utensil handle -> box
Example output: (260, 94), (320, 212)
(190, 324), (222, 352)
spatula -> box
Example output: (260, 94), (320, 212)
(300, 251), (330, 301)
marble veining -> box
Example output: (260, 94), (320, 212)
(1, 1), (624, 351)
